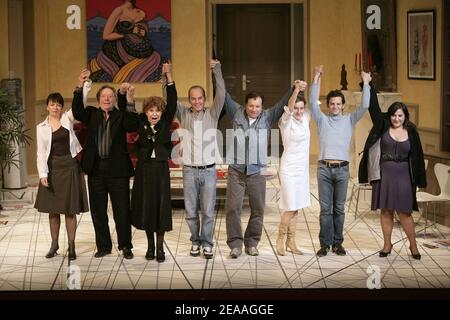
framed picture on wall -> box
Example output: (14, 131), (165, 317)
(86, 0), (171, 83)
(407, 10), (435, 80)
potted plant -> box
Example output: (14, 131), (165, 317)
(0, 88), (30, 211)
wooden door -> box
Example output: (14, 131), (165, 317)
(217, 4), (291, 107)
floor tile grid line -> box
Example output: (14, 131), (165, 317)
(426, 253), (450, 281)
(391, 220), (433, 288)
(0, 208), (29, 290)
(206, 200), (228, 290)
(300, 199), (327, 288)
(280, 231), (326, 287)
(25, 209), (42, 290)
(210, 211), (235, 290)
(166, 209), (195, 290)
(261, 223), (293, 288)
(108, 227), (140, 290)
(267, 204), (312, 288)
(106, 254), (127, 290)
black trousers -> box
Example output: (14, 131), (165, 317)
(88, 161), (132, 251)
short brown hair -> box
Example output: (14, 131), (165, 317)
(96, 85), (116, 102)
(142, 96), (166, 114)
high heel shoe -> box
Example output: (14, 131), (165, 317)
(409, 247), (421, 260)
(45, 240), (59, 258)
(379, 244), (393, 258)
(68, 241), (76, 261)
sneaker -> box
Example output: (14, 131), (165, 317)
(203, 247), (213, 259)
(229, 247), (242, 259)
(316, 245), (330, 257)
(332, 244), (347, 256)
(245, 246), (259, 256)
(190, 244), (200, 257)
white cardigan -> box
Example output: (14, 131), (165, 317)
(36, 110), (82, 178)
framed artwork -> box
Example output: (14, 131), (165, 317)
(407, 10), (435, 80)
(86, 0), (171, 83)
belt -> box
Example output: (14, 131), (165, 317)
(184, 163), (215, 169)
(319, 160), (349, 168)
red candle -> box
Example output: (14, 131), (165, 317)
(358, 53), (361, 71)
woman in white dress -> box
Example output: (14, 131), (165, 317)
(277, 80), (310, 256)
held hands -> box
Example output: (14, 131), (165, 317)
(209, 59), (220, 69)
(78, 68), (91, 88)
(361, 71), (372, 85)
(40, 178), (48, 188)
(293, 80), (307, 92)
(119, 83), (135, 103)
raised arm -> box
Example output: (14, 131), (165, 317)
(280, 80), (307, 125)
(308, 65), (324, 123)
(162, 62), (186, 122)
(267, 85), (294, 125)
(163, 63), (177, 122)
(368, 84), (383, 125)
(350, 71), (372, 125)
(209, 59), (226, 120)
(72, 69), (91, 123)
(224, 92), (241, 120)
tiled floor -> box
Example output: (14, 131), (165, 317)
(0, 166), (449, 291)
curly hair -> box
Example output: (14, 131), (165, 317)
(142, 96), (166, 113)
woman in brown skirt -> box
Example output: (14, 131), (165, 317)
(34, 92), (89, 260)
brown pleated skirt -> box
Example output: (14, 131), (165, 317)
(34, 154), (89, 215)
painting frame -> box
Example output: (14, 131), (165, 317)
(407, 10), (435, 80)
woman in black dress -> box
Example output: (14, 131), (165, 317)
(127, 63), (176, 262)
(359, 86), (426, 260)
(34, 92), (89, 261)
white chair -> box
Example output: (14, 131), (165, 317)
(416, 162), (450, 238)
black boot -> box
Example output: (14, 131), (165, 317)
(156, 232), (165, 263)
(145, 230), (155, 260)
(46, 240), (59, 258)
(68, 241), (76, 261)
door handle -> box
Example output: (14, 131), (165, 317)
(242, 74), (251, 91)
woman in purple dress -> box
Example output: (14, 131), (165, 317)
(359, 86), (426, 260)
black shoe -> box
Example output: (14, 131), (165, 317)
(122, 248), (134, 260)
(410, 247), (421, 260)
(45, 240), (59, 259)
(145, 249), (155, 260)
(332, 244), (347, 256)
(316, 245), (330, 257)
(379, 244), (393, 258)
(94, 250), (112, 258)
(156, 249), (165, 263)
(68, 242), (77, 261)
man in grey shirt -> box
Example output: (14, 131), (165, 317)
(167, 59), (225, 259)
(309, 65), (371, 257)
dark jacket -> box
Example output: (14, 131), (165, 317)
(118, 83), (177, 162)
(358, 87), (427, 210)
(72, 88), (138, 177)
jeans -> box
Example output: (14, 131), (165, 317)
(183, 165), (217, 247)
(317, 163), (350, 247)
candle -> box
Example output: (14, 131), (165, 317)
(354, 53), (357, 70)
(358, 53), (361, 72)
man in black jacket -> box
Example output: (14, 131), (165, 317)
(72, 69), (138, 259)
